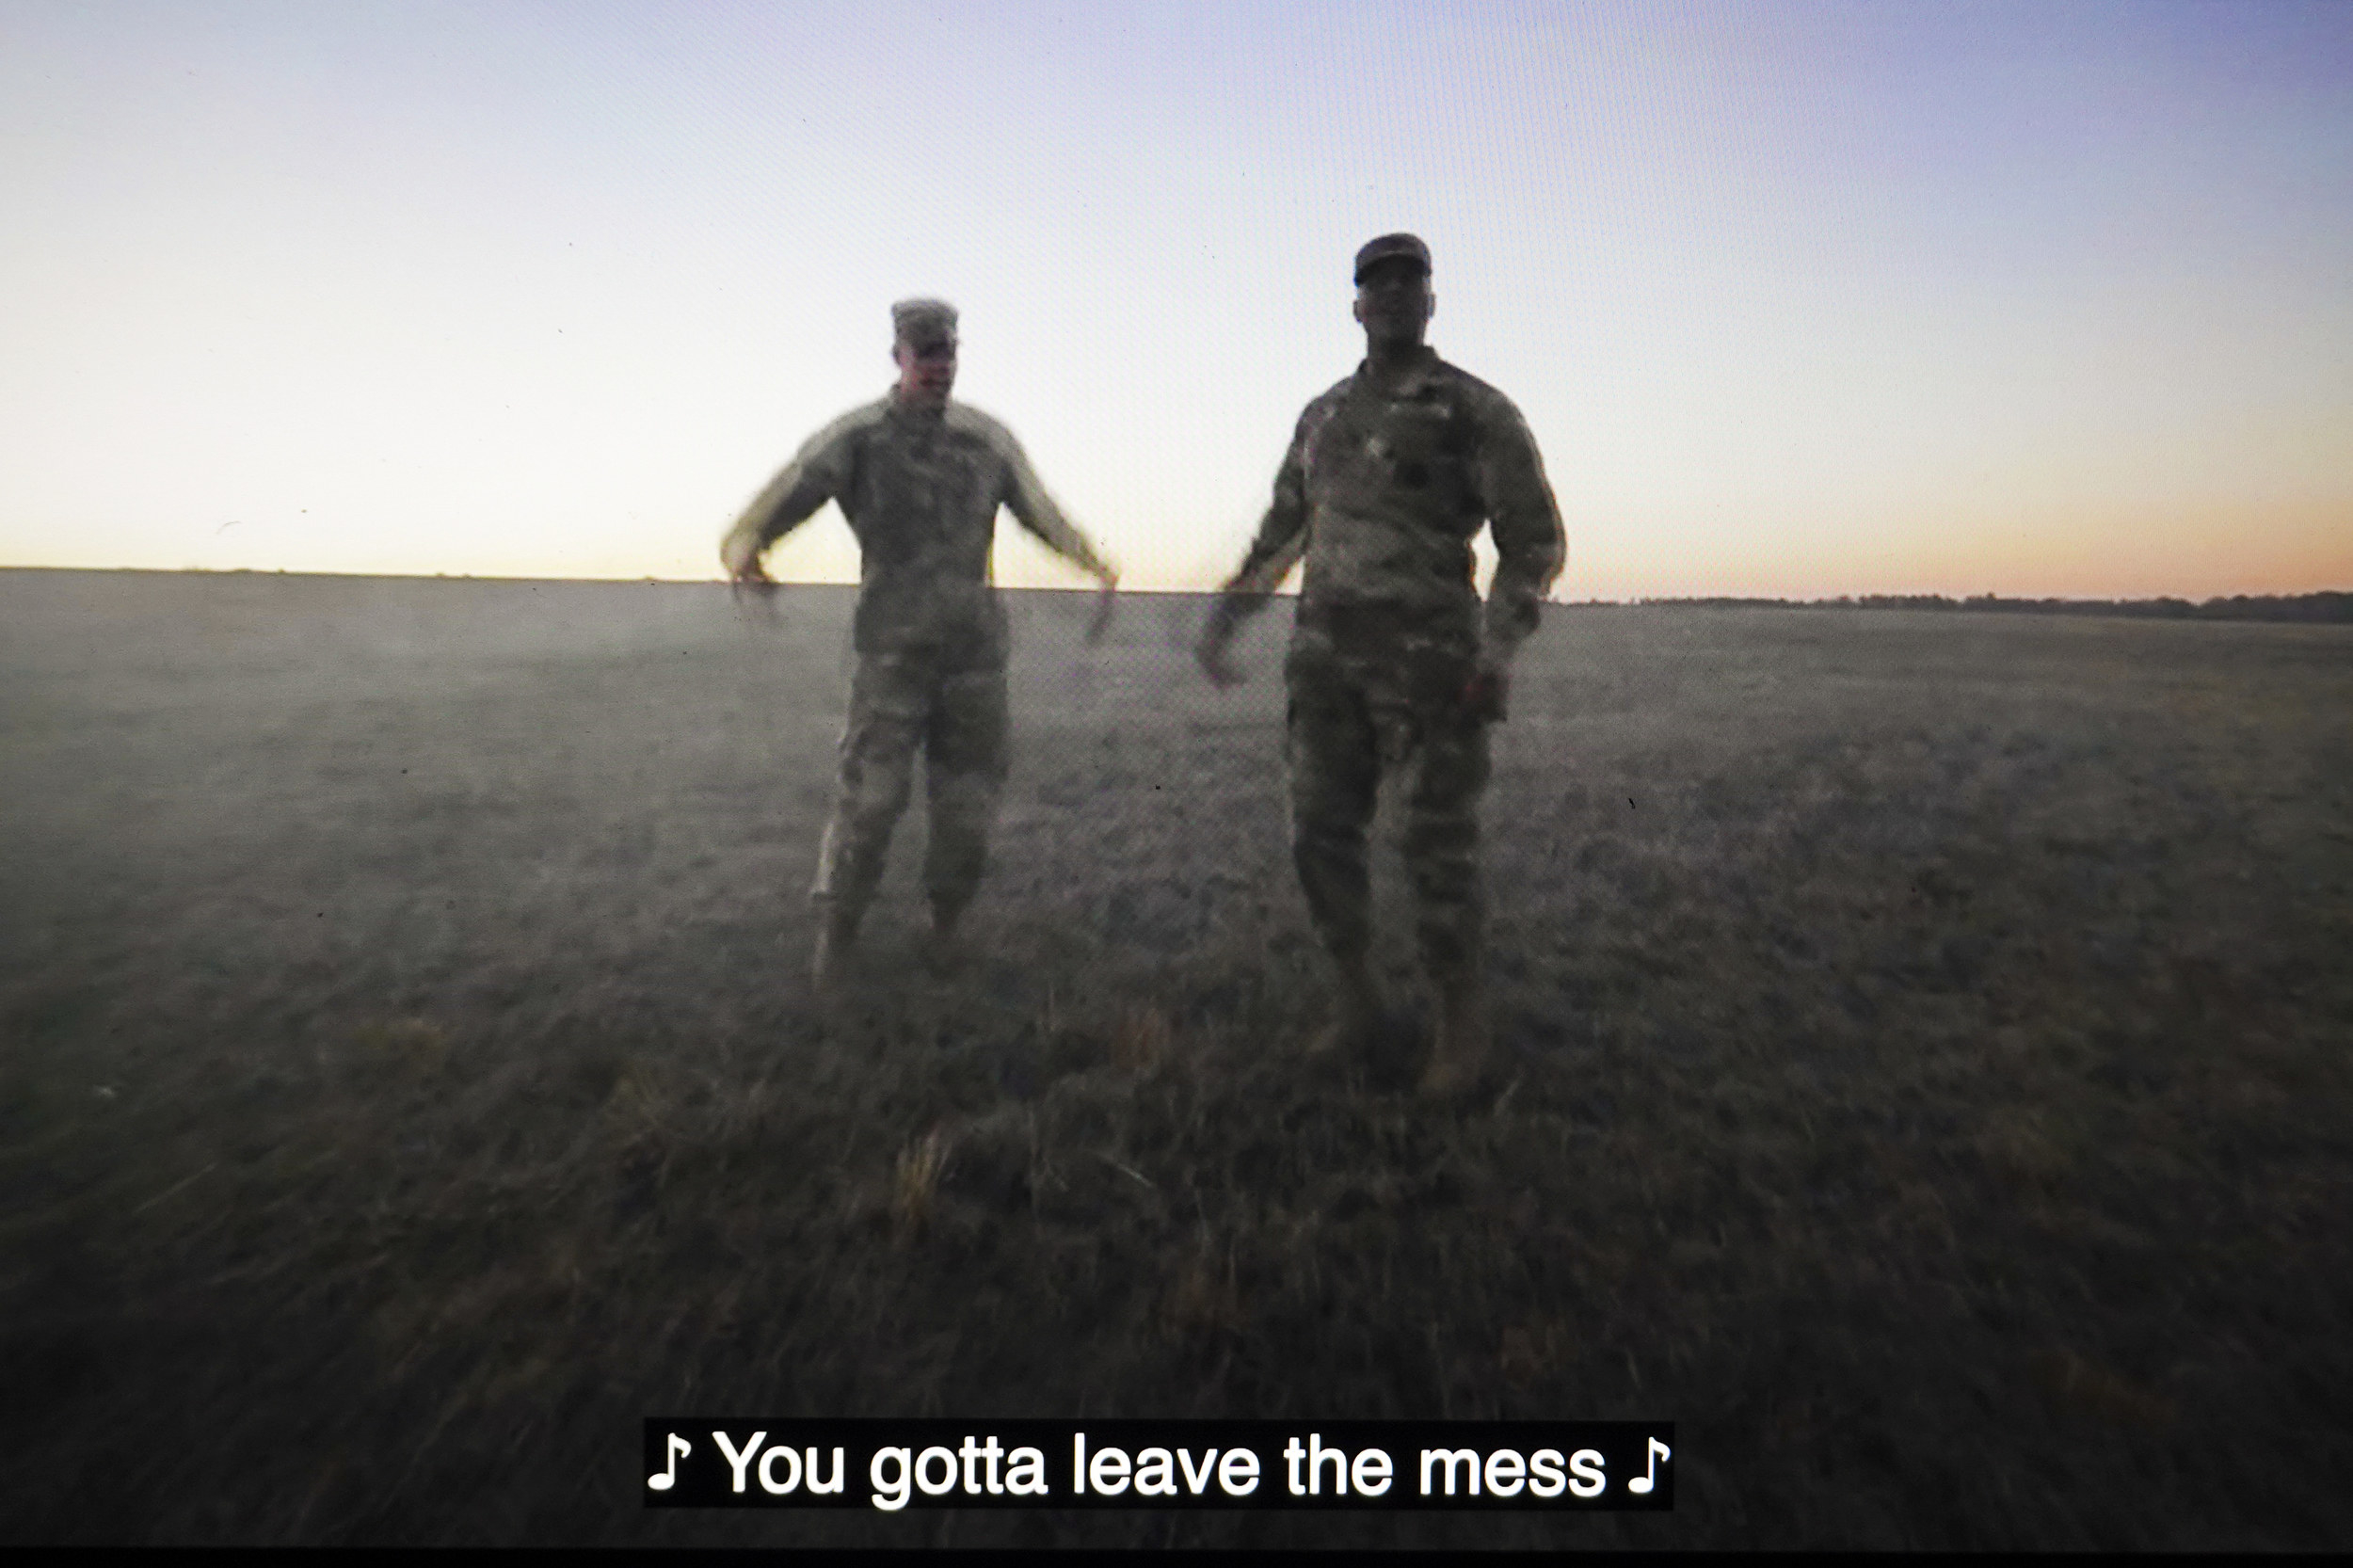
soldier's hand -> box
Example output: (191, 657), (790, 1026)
(1460, 661), (1509, 722)
(1082, 569), (1118, 646)
(725, 548), (779, 625)
(723, 537), (777, 595)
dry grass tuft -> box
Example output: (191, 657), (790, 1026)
(1109, 1004), (1175, 1074)
(1975, 1107), (2075, 1192)
(353, 1016), (450, 1075)
(1158, 1242), (1249, 1342)
(890, 1125), (953, 1240)
(1497, 1320), (1570, 1387)
(2030, 1348), (2181, 1432)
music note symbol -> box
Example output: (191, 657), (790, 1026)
(648, 1432), (691, 1491)
(1627, 1435), (1671, 1495)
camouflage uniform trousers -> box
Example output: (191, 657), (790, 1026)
(810, 651), (1009, 932)
(1282, 619), (1491, 989)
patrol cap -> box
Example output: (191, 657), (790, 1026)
(891, 297), (959, 350)
(1353, 232), (1432, 284)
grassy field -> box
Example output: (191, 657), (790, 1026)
(3, 567), (2348, 1549)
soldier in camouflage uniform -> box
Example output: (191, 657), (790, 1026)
(722, 298), (1119, 987)
(1195, 234), (1566, 1097)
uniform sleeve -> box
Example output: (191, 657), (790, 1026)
(1000, 430), (1113, 579)
(1468, 391), (1566, 662)
(1207, 407), (1314, 631)
(717, 417), (858, 574)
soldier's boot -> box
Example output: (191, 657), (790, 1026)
(809, 901), (863, 992)
(1418, 979), (1493, 1101)
(1306, 957), (1383, 1060)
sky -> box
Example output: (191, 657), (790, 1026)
(2, 0), (2347, 600)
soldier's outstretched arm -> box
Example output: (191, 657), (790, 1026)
(718, 416), (859, 592)
(999, 430), (1121, 642)
(1000, 432), (1117, 584)
(1195, 414), (1312, 687)
(1465, 391), (1567, 712)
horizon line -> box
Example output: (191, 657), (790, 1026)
(4, 564), (2347, 609)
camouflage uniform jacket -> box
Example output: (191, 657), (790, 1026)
(1215, 345), (1565, 662)
(722, 393), (1112, 669)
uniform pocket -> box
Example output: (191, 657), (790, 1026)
(1402, 637), (1478, 718)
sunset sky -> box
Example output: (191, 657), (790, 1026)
(3, 0), (2347, 600)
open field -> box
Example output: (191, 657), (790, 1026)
(3, 567), (2349, 1548)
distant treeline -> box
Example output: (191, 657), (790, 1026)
(1630, 591), (2353, 624)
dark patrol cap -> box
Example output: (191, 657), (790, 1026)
(890, 297), (959, 349)
(1353, 232), (1432, 283)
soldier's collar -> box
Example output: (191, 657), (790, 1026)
(887, 388), (951, 420)
(1355, 344), (1441, 398)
